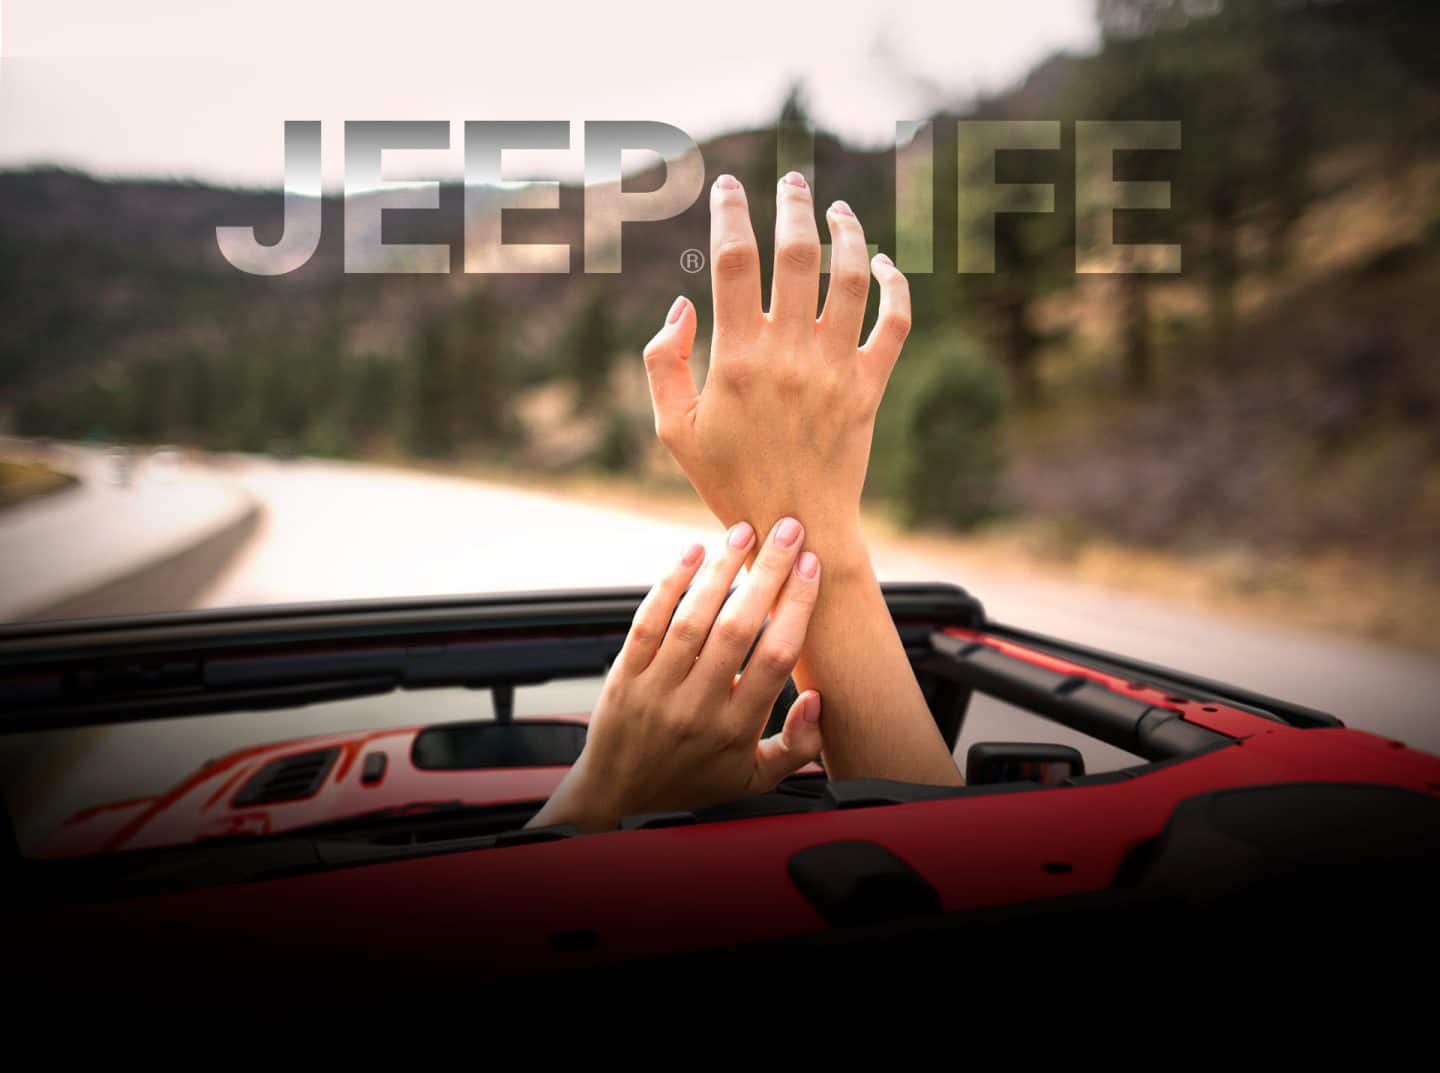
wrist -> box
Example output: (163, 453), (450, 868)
(530, 754), (625, 833)
(806, 524), (871, 583)
(738, 505), (868, 571)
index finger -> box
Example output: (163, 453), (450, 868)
(732, 550), (821, 714)
(694, 517), (806, 685)
(710, 174), (763, 336)
(650, 521), (756, 683)
(613, 542), (706, 677)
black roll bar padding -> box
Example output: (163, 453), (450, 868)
(0, 583), (986, 735)
(981, 620), (1342, 730)
(925, 633), (1233, 761)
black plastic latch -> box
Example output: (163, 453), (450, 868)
(787, 841), (943, 927)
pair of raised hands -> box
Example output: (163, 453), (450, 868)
(532, 171), (956, 832)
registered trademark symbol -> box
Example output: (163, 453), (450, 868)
(680, 248), (705, 273)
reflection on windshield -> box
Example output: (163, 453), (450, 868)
(0, 677), (603, 859)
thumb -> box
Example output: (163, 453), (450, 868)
(641, 296), (699, 450)
(749, 690), (822, 793)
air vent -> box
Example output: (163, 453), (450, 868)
(232, 747), (340, 807)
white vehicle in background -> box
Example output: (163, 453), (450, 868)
(146, 446), (186, 484)
(102, 446), (134, 488)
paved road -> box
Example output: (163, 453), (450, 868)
(0, 444), (251, 620)
(7, 454), (1438, 854)
(200, 457), (1440, 755)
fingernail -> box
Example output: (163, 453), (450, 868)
(797, 551), (819, 579)
(781, 171), (808, 190)
(715, 173), (741, 190)
(681, 542), (704, 567)
(803, 692), (821, 723)
(874, 252), (893, 268)
(666, 295), (686, 324)
(775, 517), (803, 548)
(830, 200), (854, 217)
(727, 521), (754, 549)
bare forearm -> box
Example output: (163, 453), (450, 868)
(527, 759), (621, 833)
(531, 522), (828, 832)
(789, 531), (962, 786)
(639, 173), (954, 785)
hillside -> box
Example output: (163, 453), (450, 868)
(2, 0), (1438, 628)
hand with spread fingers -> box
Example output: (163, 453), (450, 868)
(640, 172), (963, 787)
(642, 172), (909, 568)
(529, 518), (823, 833)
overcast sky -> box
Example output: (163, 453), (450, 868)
(0, 0), (1097, 189)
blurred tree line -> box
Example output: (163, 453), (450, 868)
(4, 0), (1438, 548)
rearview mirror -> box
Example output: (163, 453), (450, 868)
(412, 720), (587, 770)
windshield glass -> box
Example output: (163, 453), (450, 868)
(2, 2), (1438, 812)
(0, 678), (606, 859)
(1, 672), (1152, 860)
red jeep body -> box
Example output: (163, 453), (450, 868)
(40, 718), (581, 859)
(3, 586), (1437, 996)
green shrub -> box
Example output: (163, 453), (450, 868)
(594, 407), (641, 474)
(882, 339), (1009, 530)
